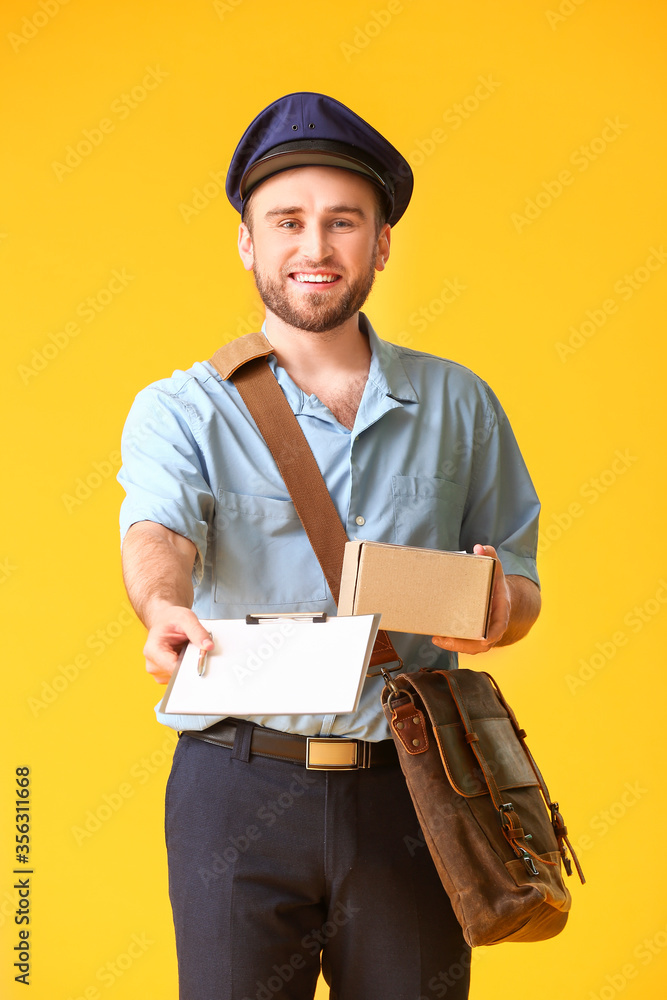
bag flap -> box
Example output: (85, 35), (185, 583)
(435, 718), (539, 797)
(403, 670), (539, 798)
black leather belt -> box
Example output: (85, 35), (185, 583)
(182, 719), (399, 770)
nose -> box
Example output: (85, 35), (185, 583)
(299, 221), (333, 263)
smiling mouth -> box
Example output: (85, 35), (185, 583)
(289, 272), (342, 286)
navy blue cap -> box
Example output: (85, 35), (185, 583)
(225, 92), (414, 227)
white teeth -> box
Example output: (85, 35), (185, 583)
(293, 273), (338, 283)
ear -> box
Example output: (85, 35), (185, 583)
(375, 223), (391, 271)
(238, 222), (254, 271)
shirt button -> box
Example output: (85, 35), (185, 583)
(355, 515), (366, 526)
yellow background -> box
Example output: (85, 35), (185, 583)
(2, 0), (666, 997)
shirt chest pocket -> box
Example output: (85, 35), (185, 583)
(213, 490), (328, 608)
(392, 475), (466, 551)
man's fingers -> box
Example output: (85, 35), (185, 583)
(146, 662), (172, 684)
(432, 635), (493, 656)
(180, 622), (214, 651)
(143, 633), (181, 683)
(143, 608), (214, 684)
(161, 608), (213, 650)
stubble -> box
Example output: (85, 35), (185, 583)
(251, 256), (378, 334)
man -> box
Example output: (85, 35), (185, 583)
(118, 92), (541, 1000)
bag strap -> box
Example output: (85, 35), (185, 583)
(209, 334), (399, 669)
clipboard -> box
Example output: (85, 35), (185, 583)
(159, 612), (382, 716)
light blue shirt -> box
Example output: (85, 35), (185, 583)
(118, 313), (540, 741)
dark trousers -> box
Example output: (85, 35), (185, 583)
(165, 728), (471, 1000)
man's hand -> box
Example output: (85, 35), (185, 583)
(143, 604), (215, 684)
(431, 544), (540, 656)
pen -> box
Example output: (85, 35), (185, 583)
(197, 633), (213, 677)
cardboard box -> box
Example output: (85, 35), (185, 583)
(338, 540), (496, 638)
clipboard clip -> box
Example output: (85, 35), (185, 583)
(245, 613), (328, 625)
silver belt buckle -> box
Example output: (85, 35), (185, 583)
(306, 738), (367, 770)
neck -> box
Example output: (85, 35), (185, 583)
(263, 311), (371, 387)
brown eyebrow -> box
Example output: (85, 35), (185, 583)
(263, 205), (368, 220)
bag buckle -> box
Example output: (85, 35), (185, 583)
(306, 738), (368, 770)
(518, 849), (540, 877)
(500, 803), (541, 877)
(498, 802), (515, 826)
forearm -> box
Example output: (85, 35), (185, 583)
(122, 522), (212, 684)
(494, 574), (541, 647)
(122, 521), (196, 627)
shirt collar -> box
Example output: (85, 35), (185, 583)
(358, 312), (419, 404)
(259, 312), (419, 408)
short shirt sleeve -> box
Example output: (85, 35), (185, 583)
(460, 382), (540, 587)
(117, 380), (215, 585)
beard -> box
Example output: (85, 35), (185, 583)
(251, 255), (377, 334)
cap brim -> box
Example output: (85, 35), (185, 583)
(241, 149), (388, 200)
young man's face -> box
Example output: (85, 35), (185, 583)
(238, 165), (391, 333)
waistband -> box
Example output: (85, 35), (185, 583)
(181, 719), (399, 770)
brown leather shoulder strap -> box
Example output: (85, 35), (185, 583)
(209, 331), (273, 379)
(234, 357), (348, 602)
(208, 339), (398, 668)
